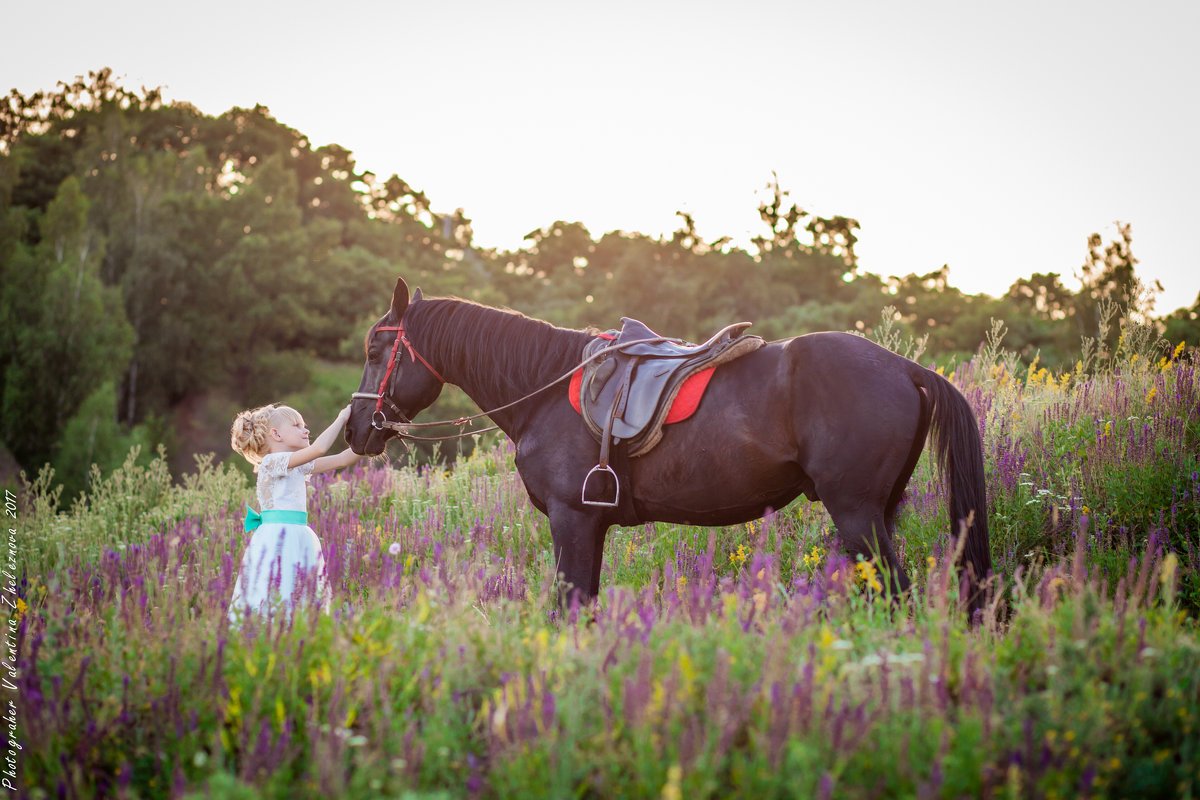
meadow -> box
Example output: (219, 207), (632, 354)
(8, 323), (1200, 799)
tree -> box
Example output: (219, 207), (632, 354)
(0, 175), (133, 469)
(1072, 222), (1160, 349)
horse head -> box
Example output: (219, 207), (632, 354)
(346, 277), (445, 456)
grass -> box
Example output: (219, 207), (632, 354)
(8, 325), (1200, 799)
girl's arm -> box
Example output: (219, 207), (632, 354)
(287, 405), (352, 469)
(312, 449), (364, 474)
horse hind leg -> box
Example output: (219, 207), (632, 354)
(828, 504), (911, 597)
(884, 386), (932, 568)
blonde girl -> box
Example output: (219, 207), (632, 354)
(227, 403), (361, 621)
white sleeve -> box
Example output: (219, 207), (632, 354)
(259, 452), (292, 479)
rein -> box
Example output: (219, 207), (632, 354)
(352, 329), (669, 443)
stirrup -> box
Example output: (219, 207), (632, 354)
(581, 464), (620, 507)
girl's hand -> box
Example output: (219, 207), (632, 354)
(337, 403), (352, 423)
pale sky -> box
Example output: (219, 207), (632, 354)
(5, 0), (1198, 313)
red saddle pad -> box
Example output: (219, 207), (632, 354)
(569, 366), (716, 424)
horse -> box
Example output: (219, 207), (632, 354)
(346, 277), (992, 618)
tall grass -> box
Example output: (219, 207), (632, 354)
(9, 326), (1199, 799)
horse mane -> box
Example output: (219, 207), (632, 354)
(407, 296), (593, 397)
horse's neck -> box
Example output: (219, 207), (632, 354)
(415, 302), (584, 428)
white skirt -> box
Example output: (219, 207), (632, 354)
(227, 523), (331, 622)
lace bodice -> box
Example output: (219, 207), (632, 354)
(256, 452), (314, 512)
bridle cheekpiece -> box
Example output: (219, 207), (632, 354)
(352, 320), (446, 430)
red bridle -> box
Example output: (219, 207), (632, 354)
(355, 321), (446, 429)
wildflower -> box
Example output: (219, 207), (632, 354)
(729, 544), (750, 569)
(13, 598), (27, 623)
(1174, 340), (1186, 359)
(818, 626), (835, 650)
(1161, 553), (1178, 587)
(1145, 386), (1158, 403)
(661, 764), (683, 800)
(802, 545), (825, 569)
(388, 542), (401, 555)
(1103, 421), (1112, 438)
(855, 560), (883, 593)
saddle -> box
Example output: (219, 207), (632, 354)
(579, 317), (763, 506)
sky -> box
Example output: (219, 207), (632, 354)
(5, 0), (1198, 313)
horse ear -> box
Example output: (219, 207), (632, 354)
(412, 287), (423, 302)
(391, 278), (410, 319)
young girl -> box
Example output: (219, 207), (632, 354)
(227, 403), (362, 622)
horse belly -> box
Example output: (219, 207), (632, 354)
(629, 433), (810, 526)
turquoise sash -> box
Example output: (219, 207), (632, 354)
(244, 507), (309, 533)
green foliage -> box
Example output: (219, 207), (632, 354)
(19, 443), (247, 575)
(50, 381), (161, 500)
(0, 173), (133, 469)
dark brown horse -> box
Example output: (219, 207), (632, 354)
(346, 278), (992, 616)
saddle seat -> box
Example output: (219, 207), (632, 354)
(578, 317), (764, 458)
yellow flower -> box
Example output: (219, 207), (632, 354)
(729, 544), (749, 568)
(1146, 386), (1158, 403)
(818, 625), (835, 650)
(661, 764), (683, 800)
(1174, 340), (1186, 359)
(13, 598), (27, 623)
(855, 560), (883, 593)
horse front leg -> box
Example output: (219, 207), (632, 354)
(546, 500), (610, 611)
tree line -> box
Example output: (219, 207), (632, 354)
(2, 69), (1196, 493)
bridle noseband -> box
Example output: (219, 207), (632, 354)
(351, 321), (446, 430)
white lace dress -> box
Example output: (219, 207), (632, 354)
(227, 452), (331, 621)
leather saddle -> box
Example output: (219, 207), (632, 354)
(579, 317), (763, 506)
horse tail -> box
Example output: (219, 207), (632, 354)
(912, 367), (992, 615)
